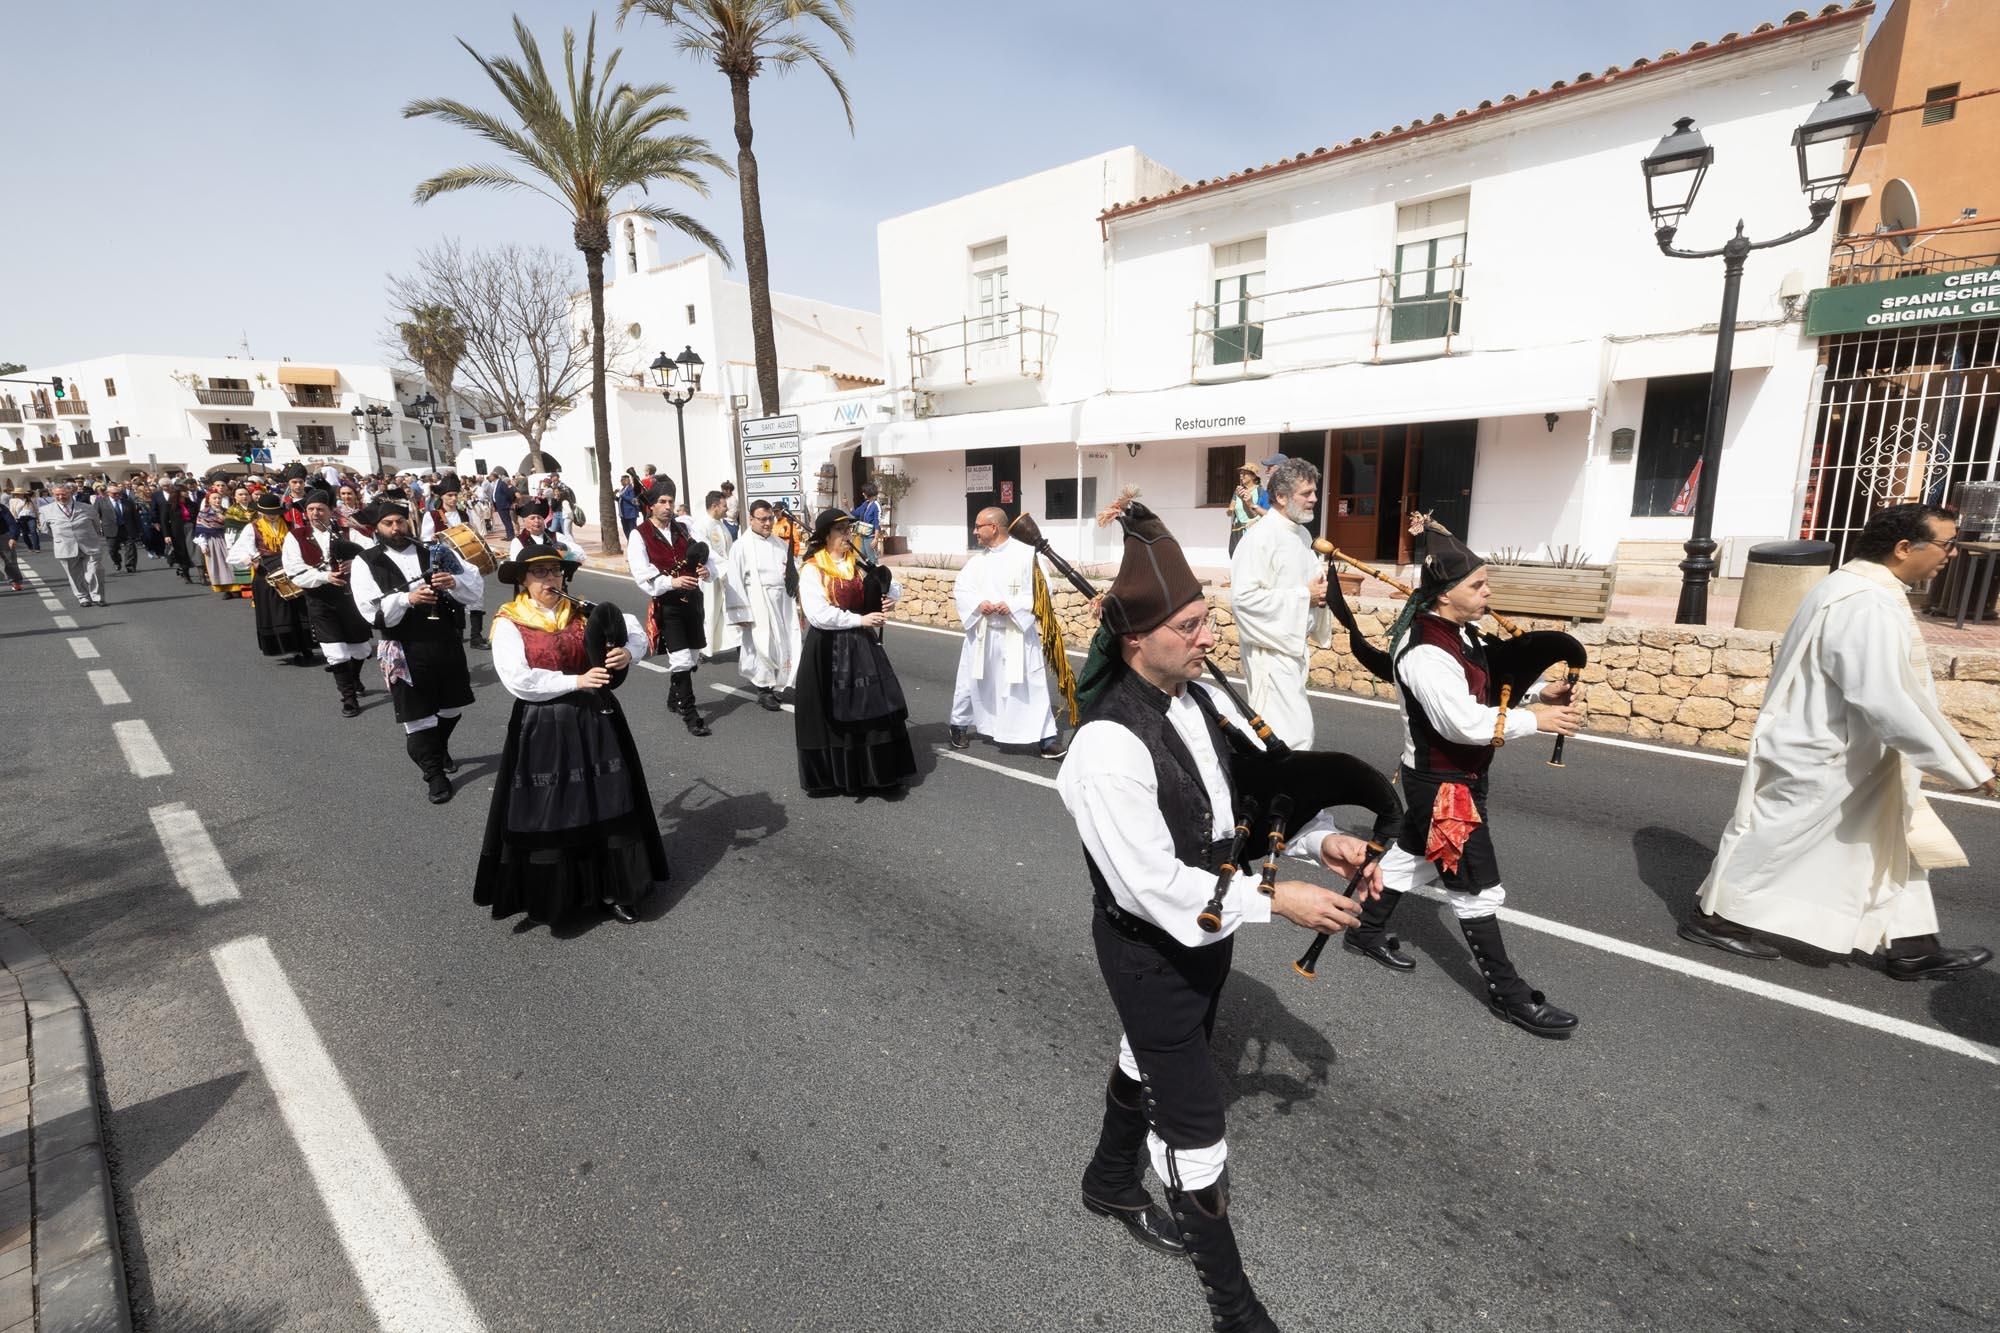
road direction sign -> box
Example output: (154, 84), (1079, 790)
(747, 454), (801, 478)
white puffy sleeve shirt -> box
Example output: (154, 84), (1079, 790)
(490, 612), (649, 703)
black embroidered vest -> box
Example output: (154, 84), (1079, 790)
(359, 544), (462, 644)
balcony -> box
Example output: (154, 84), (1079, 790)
(206, 440), (248, 455)
(71, 441), (100, 460)
(194, 386), (256, 406)
(23, 403), (52, 421)
(106, 434), (127, 456)
(282, 386), (340, 409)
(0, 408), (19, 424)
(907, 304), (1056, 394)
(55, 400), (88, 417)
(0, 447), (24, 466)
(33, 444), (63, 463)
(1828, 236), (2000, 288)
(1187, 260), (1469, 381)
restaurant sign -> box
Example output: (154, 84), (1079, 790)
(1805, 268), (2000, 337)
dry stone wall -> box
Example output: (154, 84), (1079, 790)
(886, 567), (2000, 771)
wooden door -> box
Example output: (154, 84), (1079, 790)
(1327, 428), (1385, 557)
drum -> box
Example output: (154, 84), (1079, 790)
(258, 554), (306, 600)
(442, 523), (497, 575)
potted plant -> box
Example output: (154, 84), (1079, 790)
(873, 467), (917, 557)
(1482, 545), (1617, 621)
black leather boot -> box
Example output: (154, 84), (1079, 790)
(1343, 888), (1415, 971)
(408, 729), (452, 803)
(675, 673), (710, 736)
(1080, 1070), (1184, 1256)
(1461, 914), (1577, 1036)
(665, 671), (689, 714)
(335, 662), (361, 718)
(435, 713), (462, 773)
(1165, 1171), (1280, 1332)
(467, 610), (489, 650)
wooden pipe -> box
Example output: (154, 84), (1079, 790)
(1313, 538), (1523, 638)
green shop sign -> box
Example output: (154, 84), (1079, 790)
(1806, 268), (2000, 337)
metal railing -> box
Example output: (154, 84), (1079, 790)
(907, 303), (1055, 395)
(1828, 238), (2000, 287)
(194, 386), (256, 406)
(32, 445), (63, 462)
(1188, 259), (1468, 379)
(0, 449), (24, 465)
(106, 433), (127, 455)
(283, 387), (339, 408)
(0, 408), (19, 424)
(23, 402), (52, 420)
(206, 439), (248, 455)
(70, 441), (100, 459)
(55, 400), (87, 416)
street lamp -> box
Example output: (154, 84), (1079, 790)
(649, 344), (704, 508)
(404, 392), (440, 473)
(349, 403), (395, 472)
(1641, 80), (1878, 624)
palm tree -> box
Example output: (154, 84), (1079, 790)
(396, 302), (466, 472)
(617, 0), (855, 417)
(405, 15), (731, 553)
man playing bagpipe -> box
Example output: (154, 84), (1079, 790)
(420, 473), (491, 650)
(280, 490), (373, 718)
(625, 475), (718, 736)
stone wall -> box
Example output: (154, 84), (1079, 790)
(886, 566), (2000, 771)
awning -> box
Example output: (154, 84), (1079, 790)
(276, 366), (340, 388)
(864, 403), (1081, 458)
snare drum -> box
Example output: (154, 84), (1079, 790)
(442, 523), (497, 575)
(258, 554), (306, 600)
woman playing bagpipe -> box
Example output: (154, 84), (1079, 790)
(793, 507), (917, 796)
(227, 490), (316, 664)
(475, 539), (668, 928)
(1323, 519), (1587, 1037)
(1056, 493), (1397, 1333)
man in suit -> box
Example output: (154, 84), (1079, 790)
(46, 481), (107, 607)
(493, 470), (517, 541)
(0, 501), (23, 592)
(105, 482), (143, 572)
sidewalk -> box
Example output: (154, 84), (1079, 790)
(0, 918), (131, 1333)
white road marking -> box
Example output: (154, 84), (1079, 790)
(211, 937), (487, 1333)
(87, 669), (130, 705)
(112, 719), (171, 777)
(934, 746), (1059, 790)
(710, 682), (794, 713)
(66, 637), (98, 659)
(148, 804), (241, 905)
(52, 614), (77, 629)
(637, 660), (670, 674)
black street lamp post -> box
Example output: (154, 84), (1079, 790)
(405, 393), (440, 473)
(1641, 80), (1878, 624)
(649, 345), (705, 507)
(349, 404), (396, 473)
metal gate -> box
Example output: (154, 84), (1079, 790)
(1800, 318), (2000, 560)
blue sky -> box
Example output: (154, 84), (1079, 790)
(1, 0), (1881, 366)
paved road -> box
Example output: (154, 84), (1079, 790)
(4, 552), (1998, 1333)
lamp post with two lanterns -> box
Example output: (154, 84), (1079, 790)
(649, 345), (705, 510)
(1639, 79), (1879, 624)
(350, 403), (397, 474)
(404, 392), (441, 474)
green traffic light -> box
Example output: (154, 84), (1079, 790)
(51, 378), (65, 400)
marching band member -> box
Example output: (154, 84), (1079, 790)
(1227, 456), (1331, 751)
(627, 476), (717, 736)
(281, 490), (374, 718)
(948, 505), (1062, 757)
(1358, 527), (1583, 1035)
(794, 508), (916, 795)
(1059, 499), (1375, 1333)
(476, 539), (668, 928)
(509, 497), (588, 572)
(348, 499), (485, 804)
(420, 473), (490, 649)
(722, 498), (800, 709)
(227, 491), (315, 665)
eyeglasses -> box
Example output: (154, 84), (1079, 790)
(1917, 537), (1960, 552)
(1165, 613), (1219, 642)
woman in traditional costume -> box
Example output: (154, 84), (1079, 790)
(216, 485), (256, 598)
(475, 539), (669, 927)
(226, 491), (314, 662)
(793, 508), (917, 795)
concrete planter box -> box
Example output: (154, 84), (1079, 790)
(1485, 561), (1616, 622)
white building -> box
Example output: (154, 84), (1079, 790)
(470, 210), (888, 513)
(0, 352), (504, 489)
(868, 3), (1872, 575)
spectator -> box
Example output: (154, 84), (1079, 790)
(720, 480), (740, 540)
(0, 498), (21, 591)
(493, 469), (517, 541)
(618, 470), (643, 539)
(9, 490), (39, 552)
(851, 482), (882, 563)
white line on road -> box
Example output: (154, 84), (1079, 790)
(51, 614), (77, 629)
(710, 682), (794, 713)
(934, 746), (1059, 790)
(148, 804), (241, 905)
(210, 937), (487, 1333)
(66, 637), (98, 659)
(112, 719), (171, 778)
(87, 669), (130, 706)
(637, 660), (670, 674)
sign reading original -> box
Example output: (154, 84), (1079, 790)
(1805, 269), (2000, 337)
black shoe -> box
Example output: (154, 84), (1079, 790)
(340, 698), (360, 719)
(1490, 991), (1580, 1037)
(757, 688), (782, 712)
(468, 633), (489, 650)
(1082, 1192), (1185, 1256)
(1039, 737), (1067, 760)
(949, 726), (971, 750)
(1344, 932), (1416, 972)
(1677, 913), (1781, 961)
(1885, 945), (1992, 981)
(440, 751), (461, 774)
(425, 772), (453, 804)
(289, 651), (317, 667)
(603, 901), (638, 924)
(684, 709), (711, 737)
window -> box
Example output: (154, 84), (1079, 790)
(103, 378), (116, 398)
(624, 219), (638, 274)
(1209, 238), (1266, 365)
(1631, 375), (1710, 517)
(1202, 443), (1248, 506)
(1044, 476), (1098, 521)
(297, 424), (337, 451)
(686, 303), (697, 325)
(107, 426), (129, 454)
(1924, 83), (1960, 126)
(460, 416), (476, 430)
(1391, 195), (1468, 343)
(484, 421), (499, 434)
(970, 239), (1009, 341)
(1838, 198), (1864, 237)
(208, 376), (249, 392)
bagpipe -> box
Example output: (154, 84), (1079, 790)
(1317, 533), (1587, 769)
(576, 596), (633, 711)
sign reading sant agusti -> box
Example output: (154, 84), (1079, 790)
(1805, 268), (2000, 337)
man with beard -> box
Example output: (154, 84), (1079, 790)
(348, 499), (485, 802)
(1227, 456), (1332, 751)
(282, 491), (374, 717)
(627, 476), (716, 735)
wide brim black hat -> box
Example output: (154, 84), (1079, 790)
(251, 492), (284, 515)
(497, 536), (568, 585)
(811, 507), (853, 545)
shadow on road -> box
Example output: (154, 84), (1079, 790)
(1216, 971), (1341, 1116)
(1928, 968), (2000, 1048)
(1631, 824), (1715, 924)
(109, 1071), (251, 1189)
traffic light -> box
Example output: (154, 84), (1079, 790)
(51, 378), (64, 400)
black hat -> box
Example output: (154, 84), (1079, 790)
(1416, 524), (1484, 598)
(371, 498), (411, 522)
(304, 489), (334, 509)
(641, 475), (676, 508)
(435, 472), (462, 496)
(1098, 496), (1203, 636)
(810, 507), (852, 546)
(497, 536), (567, 586)
(282, 463), (308, 482)
(515, 497), (551, 518)
(252, 492), (284, 515)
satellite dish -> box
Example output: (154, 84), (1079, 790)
(1881, 178), (1920, 253)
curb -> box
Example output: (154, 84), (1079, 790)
(0, 917), (132, 1333)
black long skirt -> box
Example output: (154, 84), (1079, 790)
(794, 626), (917, 795)
(474, 691), (669, 925)
(251, 568), (314, 658)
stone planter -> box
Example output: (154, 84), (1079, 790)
(1484, 561), (1616, 622)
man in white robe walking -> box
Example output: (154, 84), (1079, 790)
(722, 499), (799, 710)
(700, 489), (735, 659)
(1681, 503), (1994, 979)
(1229, 456), (1332, 750)
(950, 506), (1062, 758)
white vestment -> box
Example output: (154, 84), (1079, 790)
(723, 532), (800, 690)
(1699, 560), (1991, 953)
(701, 514), (735, 657)
(950, 537), (1057, 744)
(1228, 509), (1332, 751)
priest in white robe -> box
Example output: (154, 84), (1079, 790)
(1683, 503), (1994, 980)
(949, 506), (1061, 756)
(722, 499), (800, 709)
(1228, 456), (1332, 751)
(700, 488), (735, 659)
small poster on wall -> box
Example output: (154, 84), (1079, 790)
(964, 464), (994, 493)
(1000, 481), (1014, 504)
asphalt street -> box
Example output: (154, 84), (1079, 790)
(4, 550), (1998, 1333)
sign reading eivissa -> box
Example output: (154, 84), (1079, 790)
(1805, 269), (2000, 337)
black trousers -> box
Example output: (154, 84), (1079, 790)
(1092, 908), (1233, 1154)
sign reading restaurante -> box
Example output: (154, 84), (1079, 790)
(1806, 269), (2000, 337)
